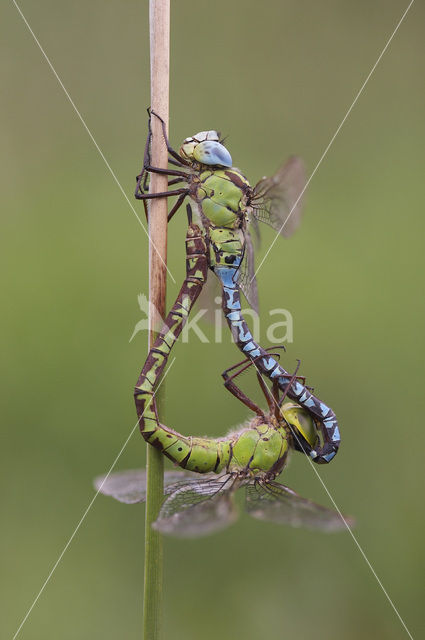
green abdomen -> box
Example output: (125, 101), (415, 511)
(209, 227), (244, 270)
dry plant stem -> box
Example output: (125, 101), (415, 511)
(144, 1), (169, 639)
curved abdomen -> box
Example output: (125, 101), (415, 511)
(215, 265), (340, 464)
(134, 225), (230, 474)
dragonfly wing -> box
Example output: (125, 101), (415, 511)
(245, 480), (353, 532)
(250, 215), (261, 246)
(194, 271), (222, 324)
(154, 476), (239, 538)
(94, 469), (190, 504)
(237, 230), (259, 313)
(250, 156), (306, 238)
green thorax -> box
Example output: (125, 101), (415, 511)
(193, 168), (251, 270)
(228, 416), (289, 475)
(195, 168), (250, 228)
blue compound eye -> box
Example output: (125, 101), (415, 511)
(193, 141), (232, 167)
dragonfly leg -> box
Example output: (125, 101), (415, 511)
(223, 346), (308, 393)
(258, 345), (308, 386)
(222, 356), (282, 416)
(251, 358), (301, 418)
(134, 108), (190, 199)
(135, 187), (189, 201)
(150, 109), (191, 167)
(167, 193), (187, 222)
(221, 346), (284, 377)
(256, 372), (276, 415)
(222, 372), (266, 418)
(221, 351), (284, 414)
(168, 177), (185, 186)
(168, 157), (185, 167)
(140, 108), (153, 192)
(185, 203), (193, 225)
(277, 360), (301, 406)
(271, 380), (281, 416)
(144, 165), (189, 179)
(229, 359), (303, 429)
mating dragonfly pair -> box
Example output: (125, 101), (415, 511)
(95, 112), (350, 537)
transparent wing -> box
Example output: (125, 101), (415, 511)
(245, 480), (353, 532)
(250, 215), (261, 246)
(154, 475), (239, 538)
(237, 230), (259, 313)
(250, 156), (306, 238)
(93, 469), (190, 504)
(193, 270), (222, 324)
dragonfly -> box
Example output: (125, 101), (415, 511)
(135, 111), (340, 464)
(94, 226), (352, 538)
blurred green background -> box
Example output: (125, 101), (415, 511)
(2, 1), (424, 638)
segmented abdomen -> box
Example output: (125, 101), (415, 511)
(214, 264), (340, 464)
(134, 226), (229, 473)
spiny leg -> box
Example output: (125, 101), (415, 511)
(144, 165), (189, 179)
(223, 345), (309, 392)
(221, 352), (284, 417)
(140, 107), (153, 191)
(221, 346), (307, 416)
(221, 346), (285, 377)
(278, 360), (301, 407)
(145, 106), (187, 169)
(271, 379), (280, 406)
(150, 109), (191, 167)
(268, 361), (302, 421)
(135, 108), (190, 200)
(185, 203), (193, 225)
(222, 372), (265, 418)
(256, 372), (276, 415)
(134, 107), (155, 195)
(135, 168), (189, 206)
(138, 188), (189, 223)
(221, 349), (284, 415)
(135, 186), (189, 201)
(169, 157), (185, 168)
(167, 193), (188, 222)
(237, 353), (283, 414)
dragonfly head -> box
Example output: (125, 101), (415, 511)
(180, 131), (232, 167)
